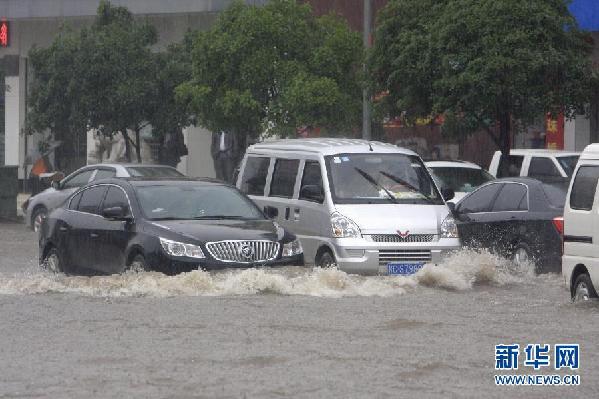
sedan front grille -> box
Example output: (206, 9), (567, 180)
(368, 234), (436, 243)
(205, 240), (280, 263)
(378, 249), (432, 265)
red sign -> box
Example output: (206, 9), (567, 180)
(545, 112), (564, 150)
(0, 20), (8, 47)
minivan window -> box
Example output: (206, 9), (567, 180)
(457, 183), (503, 213)
(528, 157), (561, 179)
(492, 183), (528, 212)
(270, 159), (299, 198)
(325, 153), (443, 205)
(570, 166), (599, 211)
(77, 186), (108, 215)
(299, 161), (324, 202)
(240, 157), (270, 196)
(557, 156), (579, 177)
(497, 155), (524, 178)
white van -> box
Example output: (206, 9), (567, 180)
(236, 138), (461, 275)
(488, 149), (579, 182)
(562, 143), (599, 301)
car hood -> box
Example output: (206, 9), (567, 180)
(334, 204), (450, 234)
(147, 218), (283, 243)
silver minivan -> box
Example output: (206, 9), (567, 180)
(236, 138), (461, 275)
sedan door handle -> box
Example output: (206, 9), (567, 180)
(90, 233), (99, 238)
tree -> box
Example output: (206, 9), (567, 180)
(177, 0), (363, 146)
(371, 0), (594, 155)
(28, 1), (160, 165)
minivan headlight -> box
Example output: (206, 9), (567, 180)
(331, 211), (361, 238)
(440, 214), (459, 238)
(160, 237), (205, 258)
(282, 239), (303, 257)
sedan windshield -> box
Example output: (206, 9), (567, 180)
(429, 167), (494, 193)
(136, 184), (265, 220)
(325, 153), (443, 204)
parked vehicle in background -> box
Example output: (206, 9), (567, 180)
(426, 160), (495, 203)
(488, 149), (579, 183)
(39, 178), (303, 275)
(562, 143), (599, 302)
(24, 164), (183, 232)
(454, 177), (566, 273)
(236, 138), (460, 276)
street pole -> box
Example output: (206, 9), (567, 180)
(362, 0), (372, 140)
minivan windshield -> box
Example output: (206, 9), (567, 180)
(325, 153), (444, 205)
(136, 184), (265, 220)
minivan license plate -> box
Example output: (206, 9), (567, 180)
(387, 262), (424, 275)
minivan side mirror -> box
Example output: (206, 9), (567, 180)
(102, 206), (131, 221)
(300, 185), (324, 203)
(51, 181), (61, 190)
(263, 206), (279, 219)
(441, 188), (455, 202)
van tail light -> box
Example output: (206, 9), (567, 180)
(552, 216), (564, 236)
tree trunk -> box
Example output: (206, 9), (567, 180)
(122, 128), (131, 162)
(498, 111), (511, 156)
(134, 127), (142, 163)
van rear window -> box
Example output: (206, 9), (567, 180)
(570, 166), (599, 211)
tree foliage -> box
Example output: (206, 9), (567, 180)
(371, 0), (594, 154)
(177, 0), (363, 142)
(28, 0), (190, 165)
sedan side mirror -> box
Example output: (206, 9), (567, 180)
(102, 206), (131, 221)
(300, 185), (324, 203)
(441, 188), (455, 202)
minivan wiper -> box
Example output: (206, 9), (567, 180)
(378, 170), (436, 204)
(354, 167), (398, 203)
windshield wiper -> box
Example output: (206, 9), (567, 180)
(191, 215), (248, 220)
(354, 167), (398, 203)
(378, 170), (438, 204)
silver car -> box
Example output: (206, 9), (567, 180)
(236, 138), (461, 276)
(24, 163), (183, 231)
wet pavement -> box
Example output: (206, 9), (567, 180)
(0, 222), (598, 398)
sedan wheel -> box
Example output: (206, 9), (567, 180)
(511, 243), (534, 271)
(43, 248), (62, 273)
(32, 208), (48, 233)
(127, 254), (149, 273)
(316, 251), (337, 268)
(573, 274), (598, 302)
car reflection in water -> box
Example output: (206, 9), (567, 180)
(39, 178), (304, 275)
(453, 177), (566, 273)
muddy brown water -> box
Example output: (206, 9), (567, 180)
(0, 222), (597, 398)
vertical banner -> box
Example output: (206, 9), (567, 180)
(0, 20), (8, 47)
(545, 112), (564, 150)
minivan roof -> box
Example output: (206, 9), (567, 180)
(248, 138), (417, 156)
(580, 143), (599, 160)
(495, 149), (580, 156)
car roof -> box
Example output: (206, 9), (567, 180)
(580, 143), (599, 160)
(494, 149), (580, 156)
(248, 138), (417, 156)
(425, 160), (482, 169)
(87, 177), (226, 188)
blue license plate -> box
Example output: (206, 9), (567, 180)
(387, 262), (424, 275)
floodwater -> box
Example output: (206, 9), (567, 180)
(0, 222), (598, 398)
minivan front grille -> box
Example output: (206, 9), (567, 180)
(205, 240), (280, 263)
(378, 250), (432, 265)
(369, 234), (436, 243)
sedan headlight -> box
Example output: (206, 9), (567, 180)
(331, 211), (361, 238)
(440, 214), (459, 238)
(282, 239), (303, 257)
(159, 237), (205, 258)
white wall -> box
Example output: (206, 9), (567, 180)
(4, 75), (20, 173)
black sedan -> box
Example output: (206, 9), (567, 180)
(39, 178), (304, 275)
(453, 177), (566, 273)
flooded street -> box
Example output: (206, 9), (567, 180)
(1, 222), (598, 398)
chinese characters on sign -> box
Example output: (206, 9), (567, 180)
(495, 343), (580, 370)
(0, 20), (8, 47)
